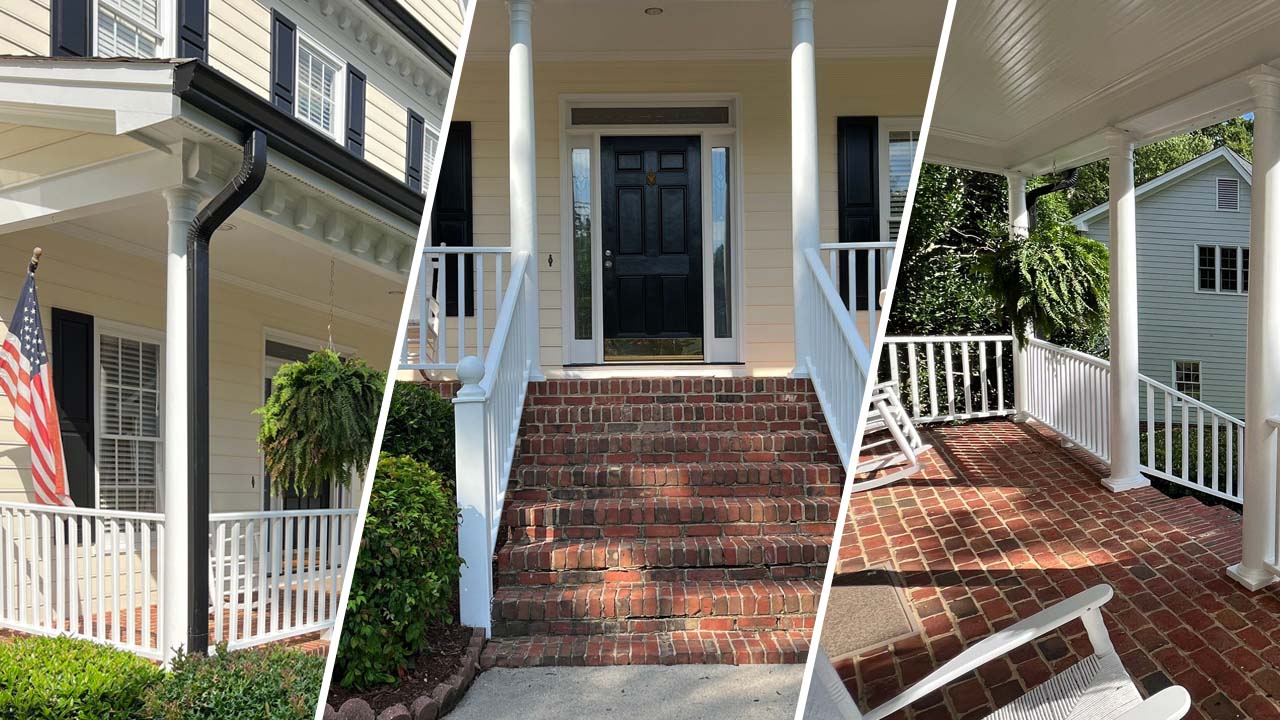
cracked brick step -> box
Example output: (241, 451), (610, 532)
(518, 430), (841, 466)
(503, 496), (839, 541)
(480, 629), (811, 667)
(491, 579), (820, 636)
(509, 462), (844, 501)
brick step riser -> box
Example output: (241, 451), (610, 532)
(522, 420), (829, 435)
(526, 378), (820, 397)
(492, 615), (815, 636)
(503, 502), (839, 527)
(508, 521), (838, 542)
(498, 565), (827, 585)
(480, 633), (810, 668)
(499, 543), (829, 574)
(513, 465), (842, 488)
(511, 487), (838, 501)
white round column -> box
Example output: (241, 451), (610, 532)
(1006, 173), (1030, 422)
(508, 0), (542, 379)
(789, 0), (820, 377)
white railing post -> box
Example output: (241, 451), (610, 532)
(789, 0), (820, 377)
(161, 186), (198, 664)
(1230, 70), (1280, 590)
(508, 0), (542, 381)
(452, 356), (493, 635)
(1011, 328), (1030, 423)
(1102, 128), (1147, 493)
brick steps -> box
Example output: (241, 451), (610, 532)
(491, 579), (820, 636)
(480, 630), (812, 667)
(504, 496), (839, 541)
(519, 430), (841, 465)
(509, 462), (843, 501)
(521, 402), (826, 435)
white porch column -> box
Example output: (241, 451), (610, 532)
(789, 0), (819, 377)
(161, 186), (198, 663)
(508, 0), (542, 379)
(1007, 173), (1030, 422)
(1228, 70), (1280, 591)
(1101, 129), (1146, 492)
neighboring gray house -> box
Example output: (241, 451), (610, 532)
(1073, 146), (1252, 418)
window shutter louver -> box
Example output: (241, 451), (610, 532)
(345, 65), (366, 156)
(270, 11), (297, 112)
(406, 109), (425, 191)
(433, 122), (474, 317)
(176, 0), (208, 60)
(51, 309), (95, 508)
(836, 116), (880, 311)
(1217, 177), (1240, 211)
(50, 0), (91, 57)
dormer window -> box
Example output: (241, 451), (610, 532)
(1217, 177), (1240, 211)
(95, 0), (164, 58)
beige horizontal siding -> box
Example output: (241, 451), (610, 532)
(0, 0), (50, 56)
(365, 83), (409, 182)
(451, 56), (932, 375)
(395, 0), (462, 53)
(208, 0), (272, 100)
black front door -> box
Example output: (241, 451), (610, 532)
(601, 135), (703, 361)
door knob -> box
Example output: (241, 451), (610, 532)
(604, 260), (613, 268)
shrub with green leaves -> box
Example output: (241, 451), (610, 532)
(256, 349), (386, 497)
(336, 453), (462, 689)
(0, 634), (163, 720)
(140, 644), (324, 720)
(380, 382), (456, 490)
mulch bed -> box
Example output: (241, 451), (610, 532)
(326, 621), (475, 713)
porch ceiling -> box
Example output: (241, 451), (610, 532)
(50, 196), (403, 330)
(927, 0), (1280, 176)
(465, 0), (947, 61)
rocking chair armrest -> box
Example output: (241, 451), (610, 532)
(864, 584), (1115, 720)
(1112, 687), (1192, 720)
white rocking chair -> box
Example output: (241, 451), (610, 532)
(804, 585), (1191, 720)
(852, 381), (930, 493)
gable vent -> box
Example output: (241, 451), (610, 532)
(1218, 177), (1240, 211)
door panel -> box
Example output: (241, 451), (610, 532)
(601, 135), (703, 361)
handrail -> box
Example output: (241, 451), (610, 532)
(0, 501), (164, 522)
(804, 248), (871, 371)
(476, 253), (531, 396)
(887, 334), (1014, 343)
(1027, 336), (1109, 369)
(209, 508), (359, 521)
(817, 241), (898, 250)
(417, 246), (514, 254)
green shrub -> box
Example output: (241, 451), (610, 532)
(140, 644), (323, 720)
(0, 634), (163, 720)
(336, 454), (462, 690)
(381, 382), (456, 490)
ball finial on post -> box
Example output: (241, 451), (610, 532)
(456, 355), (486, 398)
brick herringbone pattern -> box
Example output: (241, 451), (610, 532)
(834, 419), (1276, 720)
(481, 377), (841, 667)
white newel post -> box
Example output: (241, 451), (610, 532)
(161, 186), (198, 663)
(508, 0), (541, 379)
(1006, 173), (1030, 422)
(1229, 70), (1280, 591)
(453, 356), (493, 634)
(1101, 129), (1146, 492)
(789, 0), (819, 377)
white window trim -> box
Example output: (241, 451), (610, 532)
(92, 0), (174, 59)
(1193, 243), (1249, 296)
(557, 94), (745, 367)
(1172, 359), (1202, 401)
(1216, 176), (1240, 212)
(92, 319), (164, 515)
(878, 117), (923, 244)
(294, 29), (347, 144)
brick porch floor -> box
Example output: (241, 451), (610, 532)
(833, 419), (1280, 720)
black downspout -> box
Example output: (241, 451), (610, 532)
(1024, 167), (1079, 233)
(186, 129), (267, 655)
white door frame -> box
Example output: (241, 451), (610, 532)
(558, 93), (745, 366)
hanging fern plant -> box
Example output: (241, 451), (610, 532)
(256, 349), (386, 498)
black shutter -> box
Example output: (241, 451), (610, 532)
(432, 122), (474, 316)
(270, 11), (297, 113)
(50, 0), (90, 57)
(406, 110), (425, 191)
(51, 309), (94, 508)
(836, 116), (880, 310)
(176, 0), (209, 60)
(345, 65), (367, 156)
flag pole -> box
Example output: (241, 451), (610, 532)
(28, 247), (41, 276)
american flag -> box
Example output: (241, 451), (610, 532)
(0, 272), (71, 506)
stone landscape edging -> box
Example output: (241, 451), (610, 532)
(324, 627), (485, 720)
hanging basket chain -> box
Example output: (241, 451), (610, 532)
(328, 257), (336, 352)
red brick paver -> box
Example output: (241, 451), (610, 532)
(836, 419), (1274, 720)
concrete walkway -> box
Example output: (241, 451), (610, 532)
(447, 664), (804, 720)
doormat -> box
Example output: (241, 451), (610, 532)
(819, 566), (920, 661)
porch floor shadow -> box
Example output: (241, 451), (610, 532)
(834, 419), (1275, 720)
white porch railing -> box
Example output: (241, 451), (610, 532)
(453, 251), (534, 635)
(818, 241), (896, 342)
(880, 335), (1016, 423)
(208, 507), (357, 650)
(882, 333), (1245, 504)
(401, 246), (515, 372)
(0, 502), (165, 660)
(803, 247), (873, 473)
